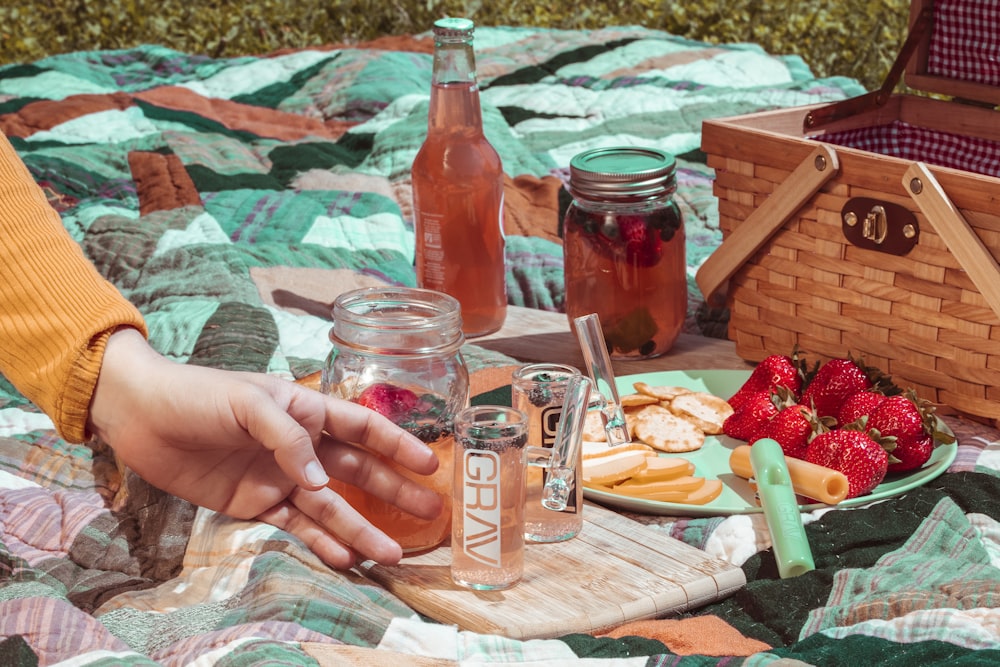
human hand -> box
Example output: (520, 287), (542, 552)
(87, 328), (444, 569)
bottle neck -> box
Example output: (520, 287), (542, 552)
(427, 38), (483, 132)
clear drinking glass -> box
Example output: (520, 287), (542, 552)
(512, 363), (585, 543)
(451, 405), (527, 590)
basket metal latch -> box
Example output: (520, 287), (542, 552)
(841, 197), (919, 255)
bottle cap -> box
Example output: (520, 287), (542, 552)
(569, 146), (676, 199)
(433, 17), (474, 39)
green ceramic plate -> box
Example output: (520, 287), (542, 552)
(582, 370), (958, 517)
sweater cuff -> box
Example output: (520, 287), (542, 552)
(57, 317), (147, 444)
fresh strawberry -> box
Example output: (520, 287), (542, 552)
(801, 357), (874, 419)
(886, 435), (934, 472)
(868, 394), (924, 442)
(868, 390), (954, 473)
(723, 390), (780, 441)
(569, 210), (662, 267)
(836, 390), (887, 426)
(804, 427), (889, 498)
(356, 383), (419, 420)
(728, 354), (803, 411)
(618, 215), (662, 267)
(755, 401), (830, 459)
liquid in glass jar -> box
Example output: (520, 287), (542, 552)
(331, 388), (456, 553)
(563, 146), (686, 359)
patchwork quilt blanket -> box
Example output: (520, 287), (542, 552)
(2, 25), (1000, 666)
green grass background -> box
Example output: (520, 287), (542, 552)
(1, 1), (912, 90)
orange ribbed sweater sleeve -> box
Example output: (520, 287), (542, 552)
(0, 133), (147, 442)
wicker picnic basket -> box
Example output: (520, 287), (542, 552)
(697, 0), (1000, 423)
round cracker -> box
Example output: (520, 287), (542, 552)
(624, 410), (642, 441)
(629, 403), (672, 420)
(633, 382), (693, 402)
(582, 409), (608, 442)
(634, 408), (706, 453)
(620, 392), (659, 408)
(669, 391), (734, 435)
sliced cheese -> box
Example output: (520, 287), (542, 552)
(581, 449), (650, 485)
(628, 456), (695, 482)
(603, 478), (723, 505)
(581, 440), (655, 460)
(728, 444), (849, 505)
(614, 475), (705, 495)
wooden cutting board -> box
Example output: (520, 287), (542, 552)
(357, 501), (745, 640)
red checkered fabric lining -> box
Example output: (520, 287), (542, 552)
(926, 0), (1000, 87)
(816, 120), (1000, 179)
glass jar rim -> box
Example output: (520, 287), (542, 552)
(511, 363), (581, 384)
(330, 286), (465, 355)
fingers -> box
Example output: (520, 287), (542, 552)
(258, 486), (405, 567)
(243, 378), (437, 494)
(316, 396), (439, 476)
(229, 376), (445, 567)
(322, 440), (444, 521)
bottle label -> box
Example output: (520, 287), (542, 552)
(419, 212), (446, 289)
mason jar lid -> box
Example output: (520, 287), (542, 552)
(433, 17), (474, 39)
(568, 146), (677, 199)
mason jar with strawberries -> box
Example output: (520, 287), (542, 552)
(321, 286), (469, 552)
(563, 146), (687, 359)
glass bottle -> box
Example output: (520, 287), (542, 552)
(411, 17), (507, 338)
(320, 286), (469, 553)
(563, 146), (686, 359)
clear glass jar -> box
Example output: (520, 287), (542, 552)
(320, 286), (469, 553)
(563, 146), (686, 359)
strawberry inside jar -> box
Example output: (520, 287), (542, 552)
(563, 146), (687, 359)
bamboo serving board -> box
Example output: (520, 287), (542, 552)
(357, 501), (745, 640)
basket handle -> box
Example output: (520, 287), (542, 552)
(697, 143), (840, 306)
(903, 162), (1000, 323)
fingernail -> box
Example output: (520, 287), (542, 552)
(305, 461), (329, 486)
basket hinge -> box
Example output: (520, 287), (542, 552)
(803, 6), (933, 132)
(904, 162), (1000, 324)
(696, 144), (840, 306)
